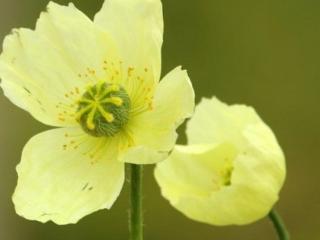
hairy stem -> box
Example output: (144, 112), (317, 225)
(129, 164), (143, 240)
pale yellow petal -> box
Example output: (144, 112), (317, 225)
(13, 127), (124, 225)
(36, 2), (119, 79)
(0, 2), (119, 126)
(187, 97), (261, 146)
(119, 145), (168, 164)
(94, 0), (163, 81)
(155, 144), (237, 201)
(123, 67), (194, 164)
(155, 97), (286, 225)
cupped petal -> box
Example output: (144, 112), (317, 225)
(13, 127), (125, 225)
(0, 2), (119, 127)
(94, 0), (163, 81)
(122, 67), (194, 164)
(186, 97), (261, 146)
(155, 140), (285, 225)
(155, 97), (286, 226)
(155, 143), (238, 201)
(232, 121), (286, 202)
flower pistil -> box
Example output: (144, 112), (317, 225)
(76, 82), (131, 137)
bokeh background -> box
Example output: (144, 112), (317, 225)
(0, 0), (319, 239)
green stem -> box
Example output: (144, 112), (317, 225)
(268, 209), (290, 240)
(129, 164), (143, 240)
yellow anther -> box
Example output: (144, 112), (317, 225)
(86, 106), (97, 130)
(128, 67), (134, 76)
(101, 97), (123, 106)
(98, 105), (114, 123)
(148, 101), (154, 110)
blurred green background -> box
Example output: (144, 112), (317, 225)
(0, 0), (319, 239)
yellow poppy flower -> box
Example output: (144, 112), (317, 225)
(155, 97), (286, 226)
(0, 0), (194, 224)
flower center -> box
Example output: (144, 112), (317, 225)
(76, 82), (131, 137)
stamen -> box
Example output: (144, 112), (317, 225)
(75, 87), (80, 94)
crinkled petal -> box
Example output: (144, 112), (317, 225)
(13, 127), (124, 225)
(122, 67), (194, 164)
(94, 0), (163, 81)
(0, 2), (119, 127)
